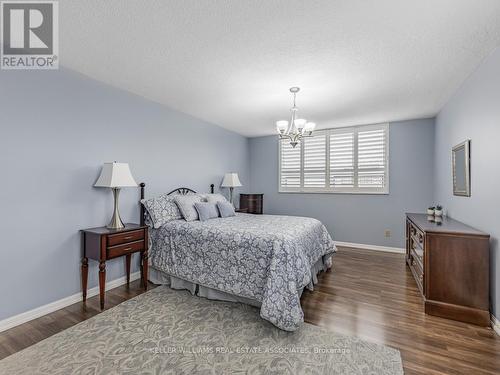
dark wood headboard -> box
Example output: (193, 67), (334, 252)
(140, 183), (215, 226)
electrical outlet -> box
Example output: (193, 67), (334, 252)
(384, 230), (391, 238)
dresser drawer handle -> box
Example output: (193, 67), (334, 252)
(123, 236), (133, 240)
(123, 247), (132, 252)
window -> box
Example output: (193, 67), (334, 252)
(279, 123), (389, 194)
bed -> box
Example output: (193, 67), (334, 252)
(140, 184), (336, 331)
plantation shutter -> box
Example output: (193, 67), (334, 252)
(330, 131), (355, 187)
(279, 139), (301, 188)
(303, 132), (326, 188)
(357, 128), (387, 188)
(279, 123), (388, 193)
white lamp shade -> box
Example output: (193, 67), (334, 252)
(221, 173), (242, 187)
(305, 122), (316, 131)
(94, 162), (138, 188)
(294, 118), (307, 129)
(276, 120), (288, 132)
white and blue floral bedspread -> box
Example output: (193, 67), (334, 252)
(149, 213), (336, 331)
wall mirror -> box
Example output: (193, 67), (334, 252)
(452, 140), (470, 196)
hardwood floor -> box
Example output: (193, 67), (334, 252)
(302, 247), (500, 374)
(1, 247), (499, 374)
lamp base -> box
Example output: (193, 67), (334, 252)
(107, 217), (125, 230)
(107, 188), (125, 229)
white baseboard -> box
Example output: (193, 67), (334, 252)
(334, 241), (405, 254)
(0, 271), (141, 333)
(491, 314), (500, 336)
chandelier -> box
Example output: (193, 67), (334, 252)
(276, 87), (316, 148)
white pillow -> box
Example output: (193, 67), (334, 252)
(217, 201), (236, 218)
(174, 195), (204, 221)
(194, 202), (220, 221)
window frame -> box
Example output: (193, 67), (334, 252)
(278, 123), (390, 195)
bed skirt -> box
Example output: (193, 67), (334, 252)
(149, 254), (333, 307)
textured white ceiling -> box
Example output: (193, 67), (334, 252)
(61, 0), (500, 137)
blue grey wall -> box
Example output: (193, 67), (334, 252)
(249, 119), (435, 248)
(434, 47), (500, 318)
(0, 68), (249, 321)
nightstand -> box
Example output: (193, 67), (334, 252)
(81, 223), (148, 309)
(239, 194), (263, 214)
(235, 208), (248, 213)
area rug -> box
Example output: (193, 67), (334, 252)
(0, 286), (403, 374)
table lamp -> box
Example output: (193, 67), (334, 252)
(221, 172), (242, 206)
(94, 162), (138, 229)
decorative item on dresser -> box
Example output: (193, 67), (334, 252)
(406, 213), (490, 326)
(239, 194), (263, 214)
(81, 224), (148, 309)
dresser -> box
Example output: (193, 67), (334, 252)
(239, 194), (263, 214)
(406, 213), (490, 326)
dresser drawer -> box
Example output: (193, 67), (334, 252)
(410, 234), (424, 262)
(409, 255), (424, 293)
(107, 240), (144, 259)
(107, 229), (144, 247)
(410, 224), (424, 245)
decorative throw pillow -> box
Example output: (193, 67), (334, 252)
(205, 193), (228, 204)
(174, 195), (204, 221)
(194, 202), (220, 221)
(217, 201), (236, 218)
(141, 194), (182, 228)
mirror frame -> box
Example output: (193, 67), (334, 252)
(452, 140), (471, 197)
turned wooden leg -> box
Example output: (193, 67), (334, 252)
(81, 257), (88, 302)
(125, 254), (131, 285)
(142, 251), (148, 291)
(99, 261), (106, 309)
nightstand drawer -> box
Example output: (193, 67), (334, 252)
(107, 239), (144, 259)
(107, 229), (144, 247)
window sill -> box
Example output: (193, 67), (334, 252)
(278, 189), (389, 195)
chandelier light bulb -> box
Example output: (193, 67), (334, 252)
(276, 120), (288, 134)
(294, 119), (307, 130)
(305, 122), (316, 132)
